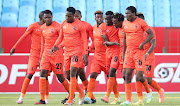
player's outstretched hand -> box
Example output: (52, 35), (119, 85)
(139, 43), (144, 50)
(50, 45), (59, 55)
(10, 48), (15, 55)
(83, 54), (88, 66)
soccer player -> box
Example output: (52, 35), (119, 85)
(120, 6), (154, 105)
(50, 7), (88, 105)
(74, 10), (94, 92)
(83, 10), (107, 104)
(100, 11), (121, 104)
(34, 10), (69, 104)
(133, 13), (164, 105)
(10, 11), (48, 104)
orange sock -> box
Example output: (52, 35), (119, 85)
(76, 82), (84, 94)
(69, 77), (76, 101)
(150, 80), (161, 93)
(20, 77), (31, 98)
(45, 80), (49, 100)
(62, 79), (69, 92)
(136, 81), (143, 100)
(39, 77), (46, 101)
(125, 83), (132, 102)
(106, 77), (115, 97)
(82, 80), (88, 91)
(87, 78), (96, 99)
(142, 79), (150, 93)
(113, 79), (119, 98)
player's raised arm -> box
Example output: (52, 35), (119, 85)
(10, 24), (34, 55)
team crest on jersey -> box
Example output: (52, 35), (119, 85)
(31, 67), (34, 70)
(100, 29), (102, 33)
(51, 29), (54, 33)
(124, 26), (128, 28)
(135, 24), (139, 28)
(106, 30), (109, 32)
(73, 27), (77, 30)
(93, 31), (95, 33)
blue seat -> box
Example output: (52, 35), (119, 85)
(18, 6), (35, 27)
(2, 6), (18, 14)
(86, 0), (103, 25)
(36, 0), (52, 21)
(20, 0), (35, 6)
(53, 0), (69, 13)
(120, 0), (136, 15)
(53, 12), (65, 24)
(70, 0), (86, 20)
(170, 0), (180, 27)
(103, 0), (119, 13)
(0, 0), (2, 13)
(1, 13), (17, 27)
(154, 0), (170, 27)
(3, 0), (19, 9)
(136, 0), (153, 26)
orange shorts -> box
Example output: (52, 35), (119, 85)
(144, 59), (155, 77)
(79, 58), (85, 69)
(118, 64), (123, 72)
(123, 49), (145, 71)
(90, 58), (109, 75)
(64, 52), (83, 71)
(40, 55), (64, 74)
(27, 55), (40, 75)
(106, 52), (119, 71)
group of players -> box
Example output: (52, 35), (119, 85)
(10, 6), (164, 105)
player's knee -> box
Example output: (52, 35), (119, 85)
(70, 67), (78, 77)
(40, 70), (48, 77)
(56, 74), (65, 83)
(90, 72), (98, 79)
(123, 75), (125, 81)
(146, 77), (152, 84)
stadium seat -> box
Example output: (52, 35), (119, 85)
(2, 7), (19, 14)
(1, 13), (17, 27)
(53, 0), (69, 13)
(53, 12), (65, 24)
(36, 0), (52, 22)
(154, 0), (170, 27)
(0, 0), (2, 13)
(3, 0), (19, 9)
(18, 6), (35, 27)
(86, 0), (103, 25)
(120, 0), (136, 15)
(136, 0), (153, 26)
(20, 0), (36, 6)
(170, 0), (180, 27)
(103, 0), (119, 13)
(70, 0), (86, 21)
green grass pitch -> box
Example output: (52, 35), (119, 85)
(0, 93), (180, 106)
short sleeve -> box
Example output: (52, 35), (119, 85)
(99, 23), (107, 35)
(140, 19), (150, 32)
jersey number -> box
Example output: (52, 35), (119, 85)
(139, 60), (142, 65)
(146, 65), (152, 71)
(72, 56), (79, 62)
(114, 56), (118, 62)
(56, 63), (62, 69)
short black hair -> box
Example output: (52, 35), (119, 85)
(126, 6), (137, 15)
(136, 13), (145, 20)
(113, 13), (125, 22)
(94, 10), (103, 15)
(75, 10), (81, 15)
(67, 7), (76, 14)
(44, 10), (52, 16)
(105, 11), (113, 15)
(39, 11), (44, 19)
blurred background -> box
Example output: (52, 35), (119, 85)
(0, 0), (179, 53)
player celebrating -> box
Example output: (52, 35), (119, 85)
(84, 10), (107, 104)
(10, 11), (48, 104)
(120, 6), (154, 105)
(100, 11), (121, 104)
(50, 7), (88, 105)
(34, 10), (69, 104)
(133, 13), (164, 105)
(74, 10), (93, 92)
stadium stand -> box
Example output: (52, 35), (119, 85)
(53, 12), (65, 24)
(154, 0), (170, 27)
(1, 13), (18, 27)
(136, 0), (153, 26)
(0, 0), (179, 27)
(170, 0), (180, 27)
